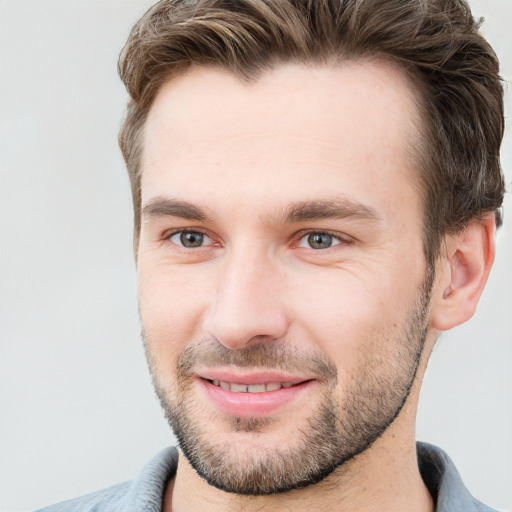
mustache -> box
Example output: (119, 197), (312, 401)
(175, 338), (338, 384)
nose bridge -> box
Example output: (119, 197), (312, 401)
(203, 242), (288, 349)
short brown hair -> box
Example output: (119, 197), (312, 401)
(118, 0), (505, 265)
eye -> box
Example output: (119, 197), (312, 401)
(169, 230), (214, 248)
(297, 232), (344, 250)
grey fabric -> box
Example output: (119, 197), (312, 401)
(34, 447), (178, 512)
(35, 443), (498, 511)
(418, 443), (497, 512)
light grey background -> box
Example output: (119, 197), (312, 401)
(0, 1), (511, 511)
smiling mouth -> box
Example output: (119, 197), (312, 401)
(198, 375), (316, 416)
(204, 379), (309, 393)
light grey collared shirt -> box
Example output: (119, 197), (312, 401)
(35, 442), (498, 511)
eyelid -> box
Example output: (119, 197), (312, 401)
(160, 227), (352, 250)
(164, 228), (218, 248)
(294, 229), (353, 249)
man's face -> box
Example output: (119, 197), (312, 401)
(138, 63), (432, 494)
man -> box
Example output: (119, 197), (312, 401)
(37, 0), (505, 511)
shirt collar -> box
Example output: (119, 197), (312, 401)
(417, 442), (497, 511)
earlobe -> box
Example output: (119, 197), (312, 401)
(430, 214), (496, 332)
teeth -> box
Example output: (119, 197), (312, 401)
(247, 384), (266, 393)
(211, 380), (297, 393)
(230, 383), (248, 392)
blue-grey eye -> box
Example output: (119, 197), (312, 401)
(298, 232), (342, 250)
(170, 231), (210, 248)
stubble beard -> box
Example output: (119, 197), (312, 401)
(144, 273), (433, 496)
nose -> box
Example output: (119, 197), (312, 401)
(202, 248), (289, 350)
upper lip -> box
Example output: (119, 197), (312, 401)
(196, 369), (313, 385)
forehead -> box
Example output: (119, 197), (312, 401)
(141, 62), (423, 221)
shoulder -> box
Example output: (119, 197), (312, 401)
(417, 442), (499, 512)
(34, 447), (179, 512)
(34, 481), (131, 512)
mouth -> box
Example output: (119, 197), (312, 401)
(196, 371), (316, 417)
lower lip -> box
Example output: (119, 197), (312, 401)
(197, 378), (315, 417)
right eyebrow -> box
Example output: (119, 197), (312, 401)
(141, 197), (212, 222)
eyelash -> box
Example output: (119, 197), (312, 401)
(165, 229), (217, 249)
(294, 230), (352, 250)
(164, 228), (352, 252)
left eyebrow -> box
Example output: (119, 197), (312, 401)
(281, 199), (380, 224)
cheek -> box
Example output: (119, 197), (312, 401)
(288, 267), (419, 371)
(138, 260), (214, 364)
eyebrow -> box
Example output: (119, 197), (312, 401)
(282, 199), (380, 224)
(142, 197), (212, 222)
(141, 197), (380, 225)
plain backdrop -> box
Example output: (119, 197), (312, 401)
(0, 1), (511, 511)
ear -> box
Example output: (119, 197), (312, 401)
(429, 213), (496, 331)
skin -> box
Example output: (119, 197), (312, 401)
(137, 62), (495, 512)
